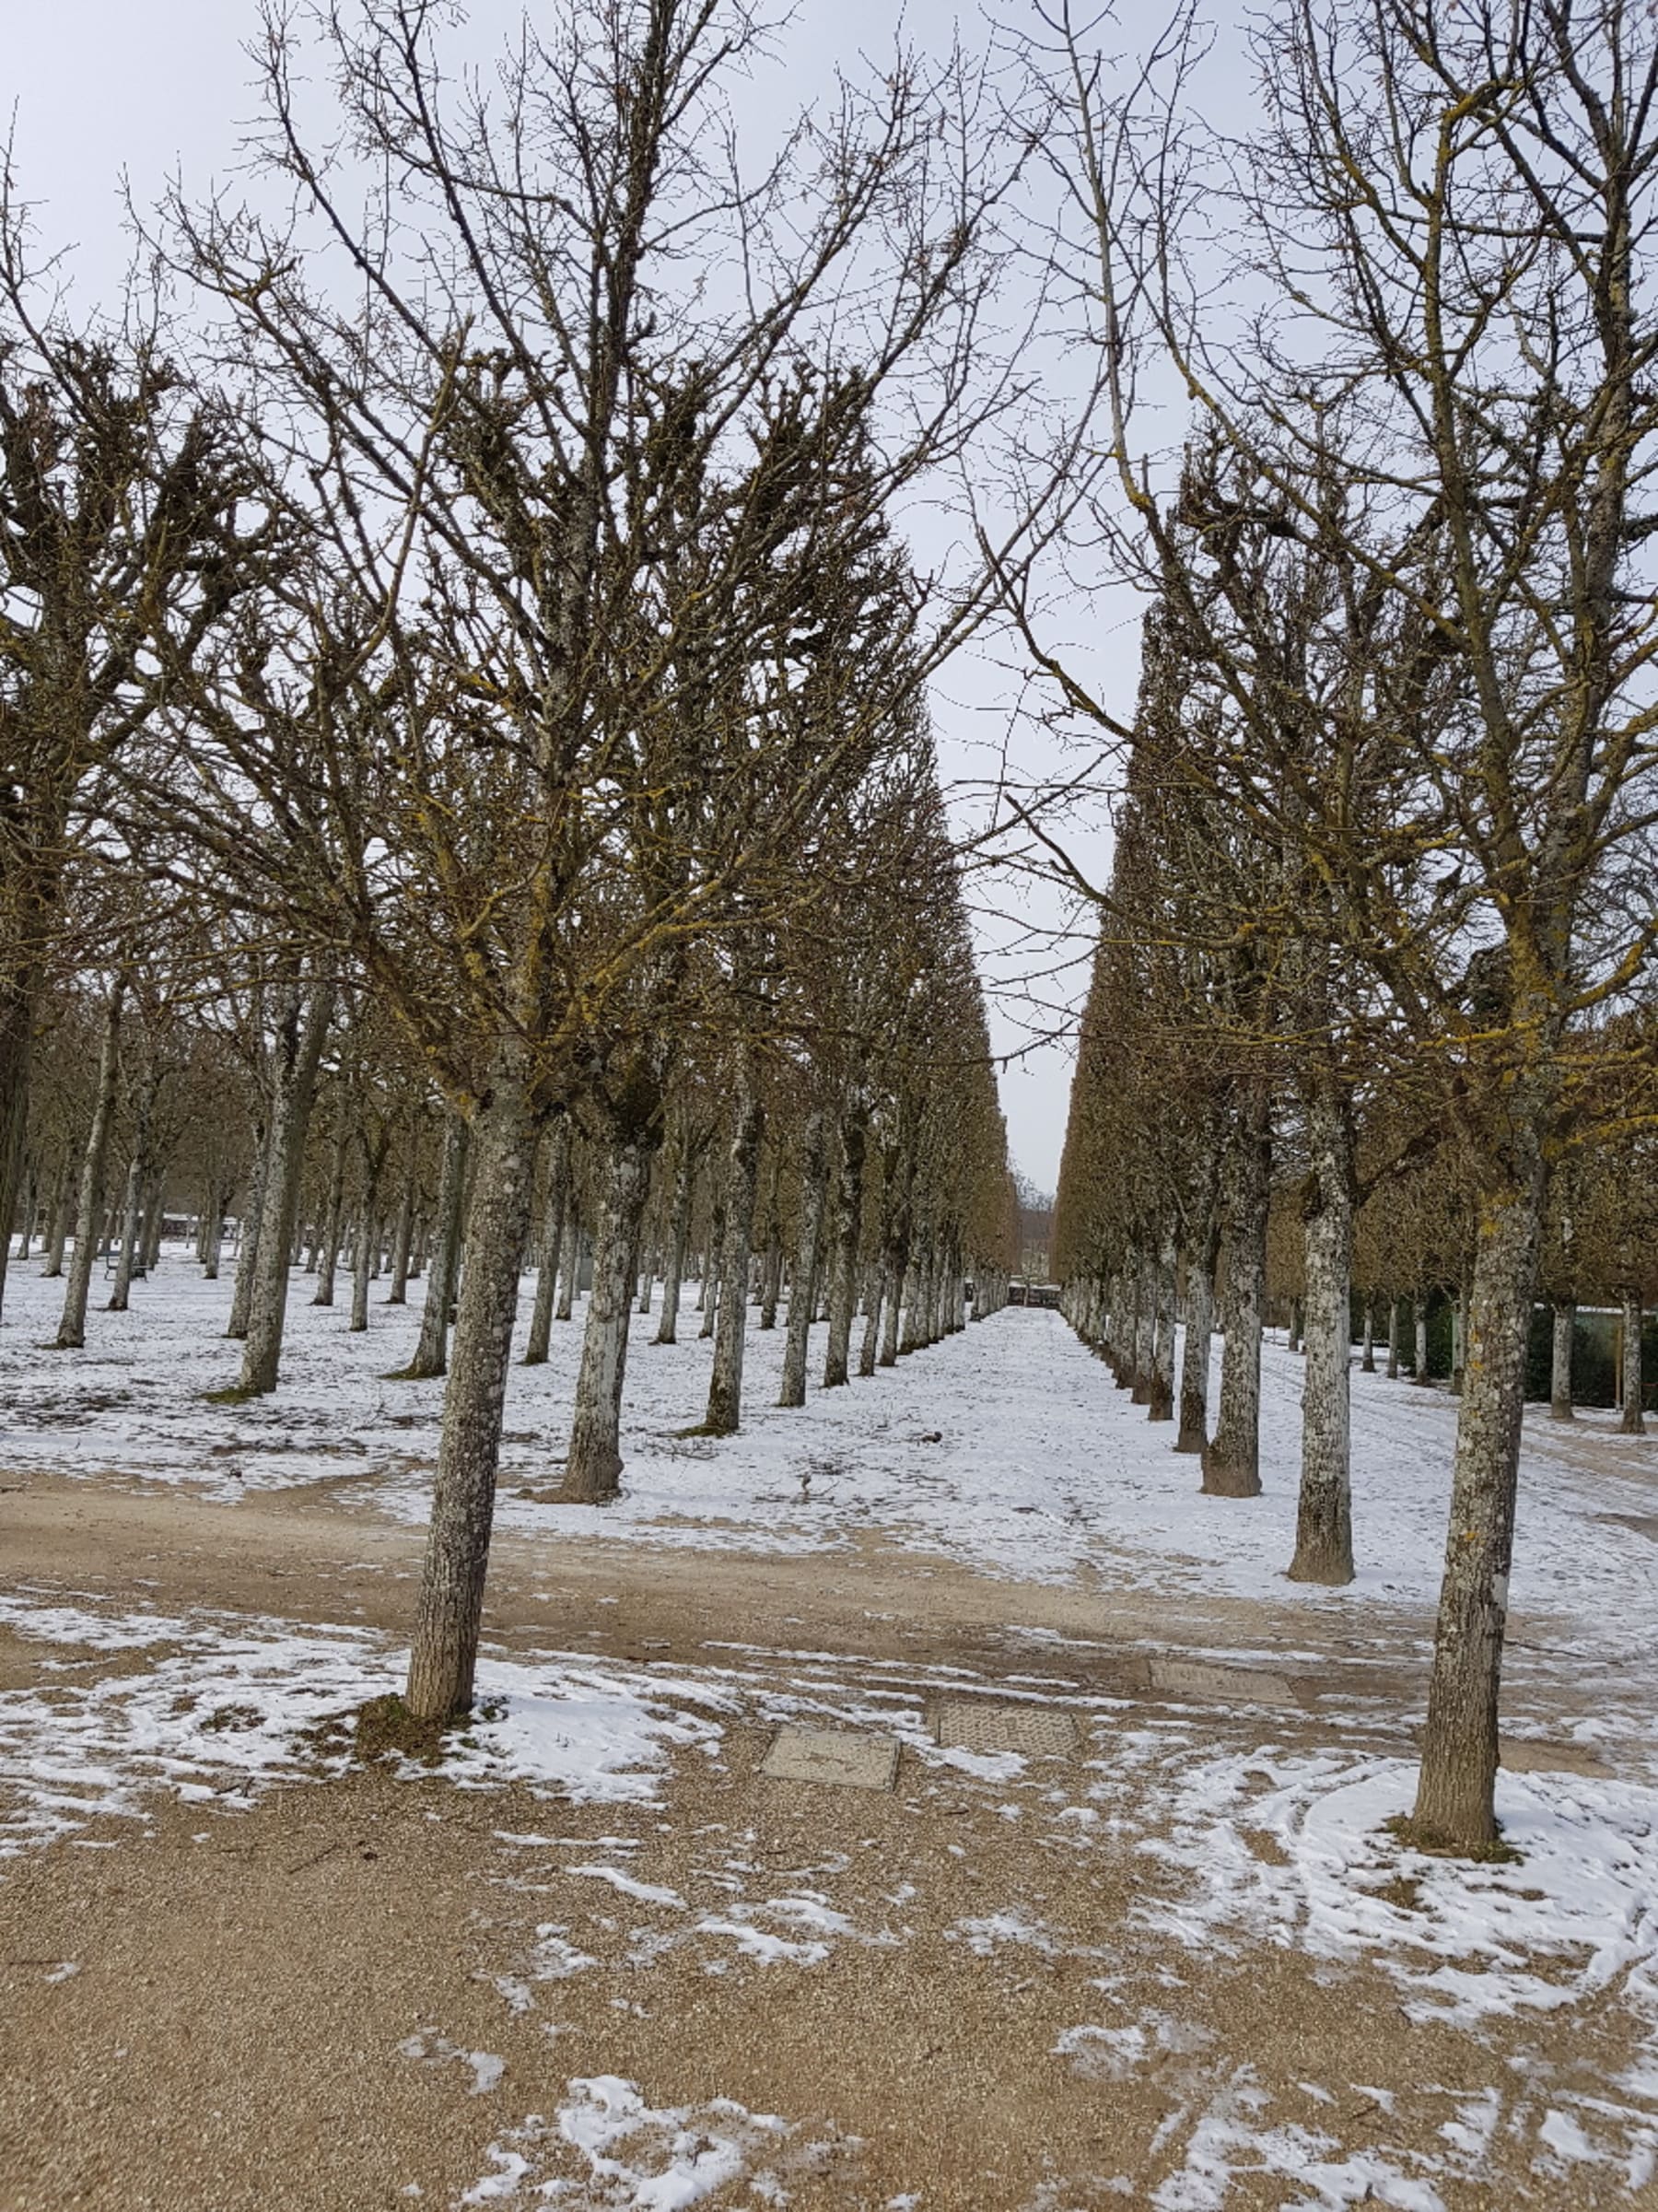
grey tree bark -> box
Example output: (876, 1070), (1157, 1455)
(403, 1068), (539, 1720)
(560, 1136), (654, 1502)
(706, 1071), (765, 1434)
(1386, 1294), (1402, 1380)
(1202, 1093), (1269, 1499)
(822, 1090), (869, 1389)
(1412, 1159), (1547, 1849)
(654, 1149), (693, 1345)
(555, 1217), (580, 1321)
(1288, 1080), (1355, 1585)
(1147, 1236), (1175, 1421)
(858, 1260), (885, 1376)
(698, 1197), (724, 1341)
(407, 1112), (472, 1379)
(239, 981), (334, 1396)
(524, 1119), (571, 1366)
(311, 1112), (349, 1306)
(55, 981), (124, 1352)
(779, 1108), (827, 1407)
(227, 1128), (268, 1340)
(107, 1063), (156, 1313)
(1549, 1301), (1575, 1421)
(1620, 1293), (1646, 1437)
(1175, 1243), (1214, 1453)
(1413, 1294), (1430, 1386)
(41, 1156), (72, 1279)
(386, 1166), (415, 1304)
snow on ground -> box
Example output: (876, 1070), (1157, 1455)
(0, 1589), (727, 1855)
(3, 1252), (1656, 1658)
(460, 2077), (807, 2208)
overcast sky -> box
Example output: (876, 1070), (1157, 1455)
(6, 0), (1134, 1195)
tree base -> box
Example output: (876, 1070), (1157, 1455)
(1200, 1446), (1261, 1498)
(556, 1467), (623, 1504)
(1146, 1381), (1173, 1422)
(1384, 1811), (1519, 1865)
(1287, 1540), (1354, 1586)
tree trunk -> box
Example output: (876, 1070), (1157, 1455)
(759, 1232), (782, 1329)
(555, 1217), (580, 1321)
(201, 1181), (225, 1281)
(1413, 1294), (1430, 1386)
(1202, 1093), (1269, 1498)
(1360, 1294), (1376, 1374)
(698, 1200), (724, 1340)
(654, 1149), (693, 1346)
(239, 981), (334, 1396)
(404, 1070), (539, 1721)
(706, 1074), (765, 1434)
(141, 1175), (166, 1271)
(106, 1146), (146, 1312)
(1288, 1079), (1355, 1586)
(312, 1115), (349, 1306)
(55, 983), (124, 1351)
(41, 1155), (72, 1279)
(1549, 1301), (1575, 1421)
(1175, 1240), (1215, 1454)
(227, 1125), (269, 1340)
(1620, 1292), (1646, 1437)
(1412, 1160), (1547, 1850)
(822, 1093), (869, 1389)
(386, 1165), (416, 1305)
(13, 1160), (35, 1258)
(1148, 1236), (1176, 1421)
(880, 1242), (905, 1367)
(407, 1113), (472, 1380)
(858, 1261), (886, 1377)
(779, 1109), (827, 1407)
(523, 1119), (570, 1366)
(561, 1137), (654, 1502)
(1386, 1294), (1402, 1380)
(349, 1191), (378, 1330)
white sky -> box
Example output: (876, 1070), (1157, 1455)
(5, 0), (1135, 1192)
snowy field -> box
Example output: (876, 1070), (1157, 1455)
(6, 1249), (1658, 2206)
(2, 1248), (1656, 1649)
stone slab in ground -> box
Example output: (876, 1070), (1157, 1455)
(1150, 1656), (1298, 1707)
(933, 1701), (1080, 1757)
(759, 1726), (899, 1790)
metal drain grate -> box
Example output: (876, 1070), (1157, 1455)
(934, 1701), (1080, 1756)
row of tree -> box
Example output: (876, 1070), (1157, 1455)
(1023, 0), (1658, 1857)
(0, 1), (1025, 1732)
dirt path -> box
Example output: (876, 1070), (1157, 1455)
(1, 1472), (1651, 2209)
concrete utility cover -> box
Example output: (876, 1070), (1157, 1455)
(760, 1726), (899, 1790)
(935, 1701), (1080, 1757)
(1150, 1657), (1298, 1708)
